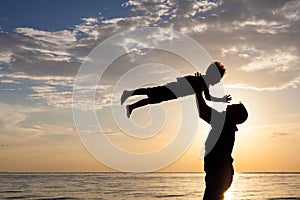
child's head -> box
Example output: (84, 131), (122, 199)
(205, 61), (226, 85)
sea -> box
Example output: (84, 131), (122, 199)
(0, 172), (299, 200)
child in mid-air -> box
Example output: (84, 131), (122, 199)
(121, 61), (231, 118)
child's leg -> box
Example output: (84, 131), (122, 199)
(121, 88), (149, 105)
(126, 98), (150, 118)
(131, 88), (148, 95)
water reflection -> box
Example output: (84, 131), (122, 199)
(0, 172), (299, 199)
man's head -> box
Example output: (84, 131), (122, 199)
(227, 103), (248, 125)
(205, 61), (226, 85)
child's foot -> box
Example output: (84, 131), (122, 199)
(121, 90), (131, 105)
(126, 105), (132, 118)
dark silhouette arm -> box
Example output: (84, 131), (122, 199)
(194, 72), (212, 123)
(196, 91), (212, 124)
(203, 88), (211, 101)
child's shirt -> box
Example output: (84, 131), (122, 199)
(163, 74), (209, 99)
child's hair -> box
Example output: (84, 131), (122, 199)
(206, 61), (226, 77)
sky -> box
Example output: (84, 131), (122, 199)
(0, 0), (299, 172)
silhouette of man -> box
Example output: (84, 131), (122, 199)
(194, 73), (248, 200)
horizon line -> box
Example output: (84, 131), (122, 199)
(0, 171), (299, 173)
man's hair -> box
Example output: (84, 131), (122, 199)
(227, 103), (248, 125)
(206, 61), (226, 77)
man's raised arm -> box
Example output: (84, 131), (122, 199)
(194, 73), (212, 124)
(196, 92), (212, 124)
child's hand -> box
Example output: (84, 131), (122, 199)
(224, 94), (232, 103)
(194, 72), (202, 94)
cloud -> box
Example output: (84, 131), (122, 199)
(192, 0), (222, 13)
(15, 28), (77, 44)
(271, 132), (295, 137)
(0, 72), (75, 92)
(0, 102), (77, 147)
(225, 75), (300, 91)
(21, 77), (115, 110)
(81, 17), (99, 25)
(0, 79), (21, 84)
(220, 45), (300, 91)
(0, 102), (46, 137)
(72, 84), (115, 111)
(2, 72), (74, 82)
(0, 50), (14, 64)
(0, 72), (77, 109)
(273, 0), (300, 21)
(79, 126), (122, 136)
(0, 17), (104, 77)
(27, 123), (75, 137)
(221, 46), (264, 59)
(240, 48), (299, 72)
(28, 85), (73, 109)
(0, 0), (299, 111)
(75, 17), (100, 40)
(19, 46), (72, 62)
(102, 17), (128, 25)
(1, 0), (298, 77)
(122, 0), (172, 20)
(232, 17), (290, 34)
(180, 23), (208, 34)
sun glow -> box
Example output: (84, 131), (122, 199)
(224, 188), (233, 200)
(224, 176), (238, 200)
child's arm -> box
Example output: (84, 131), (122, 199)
(204, 90), (232, 103)
(193, 72), (231, 103)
